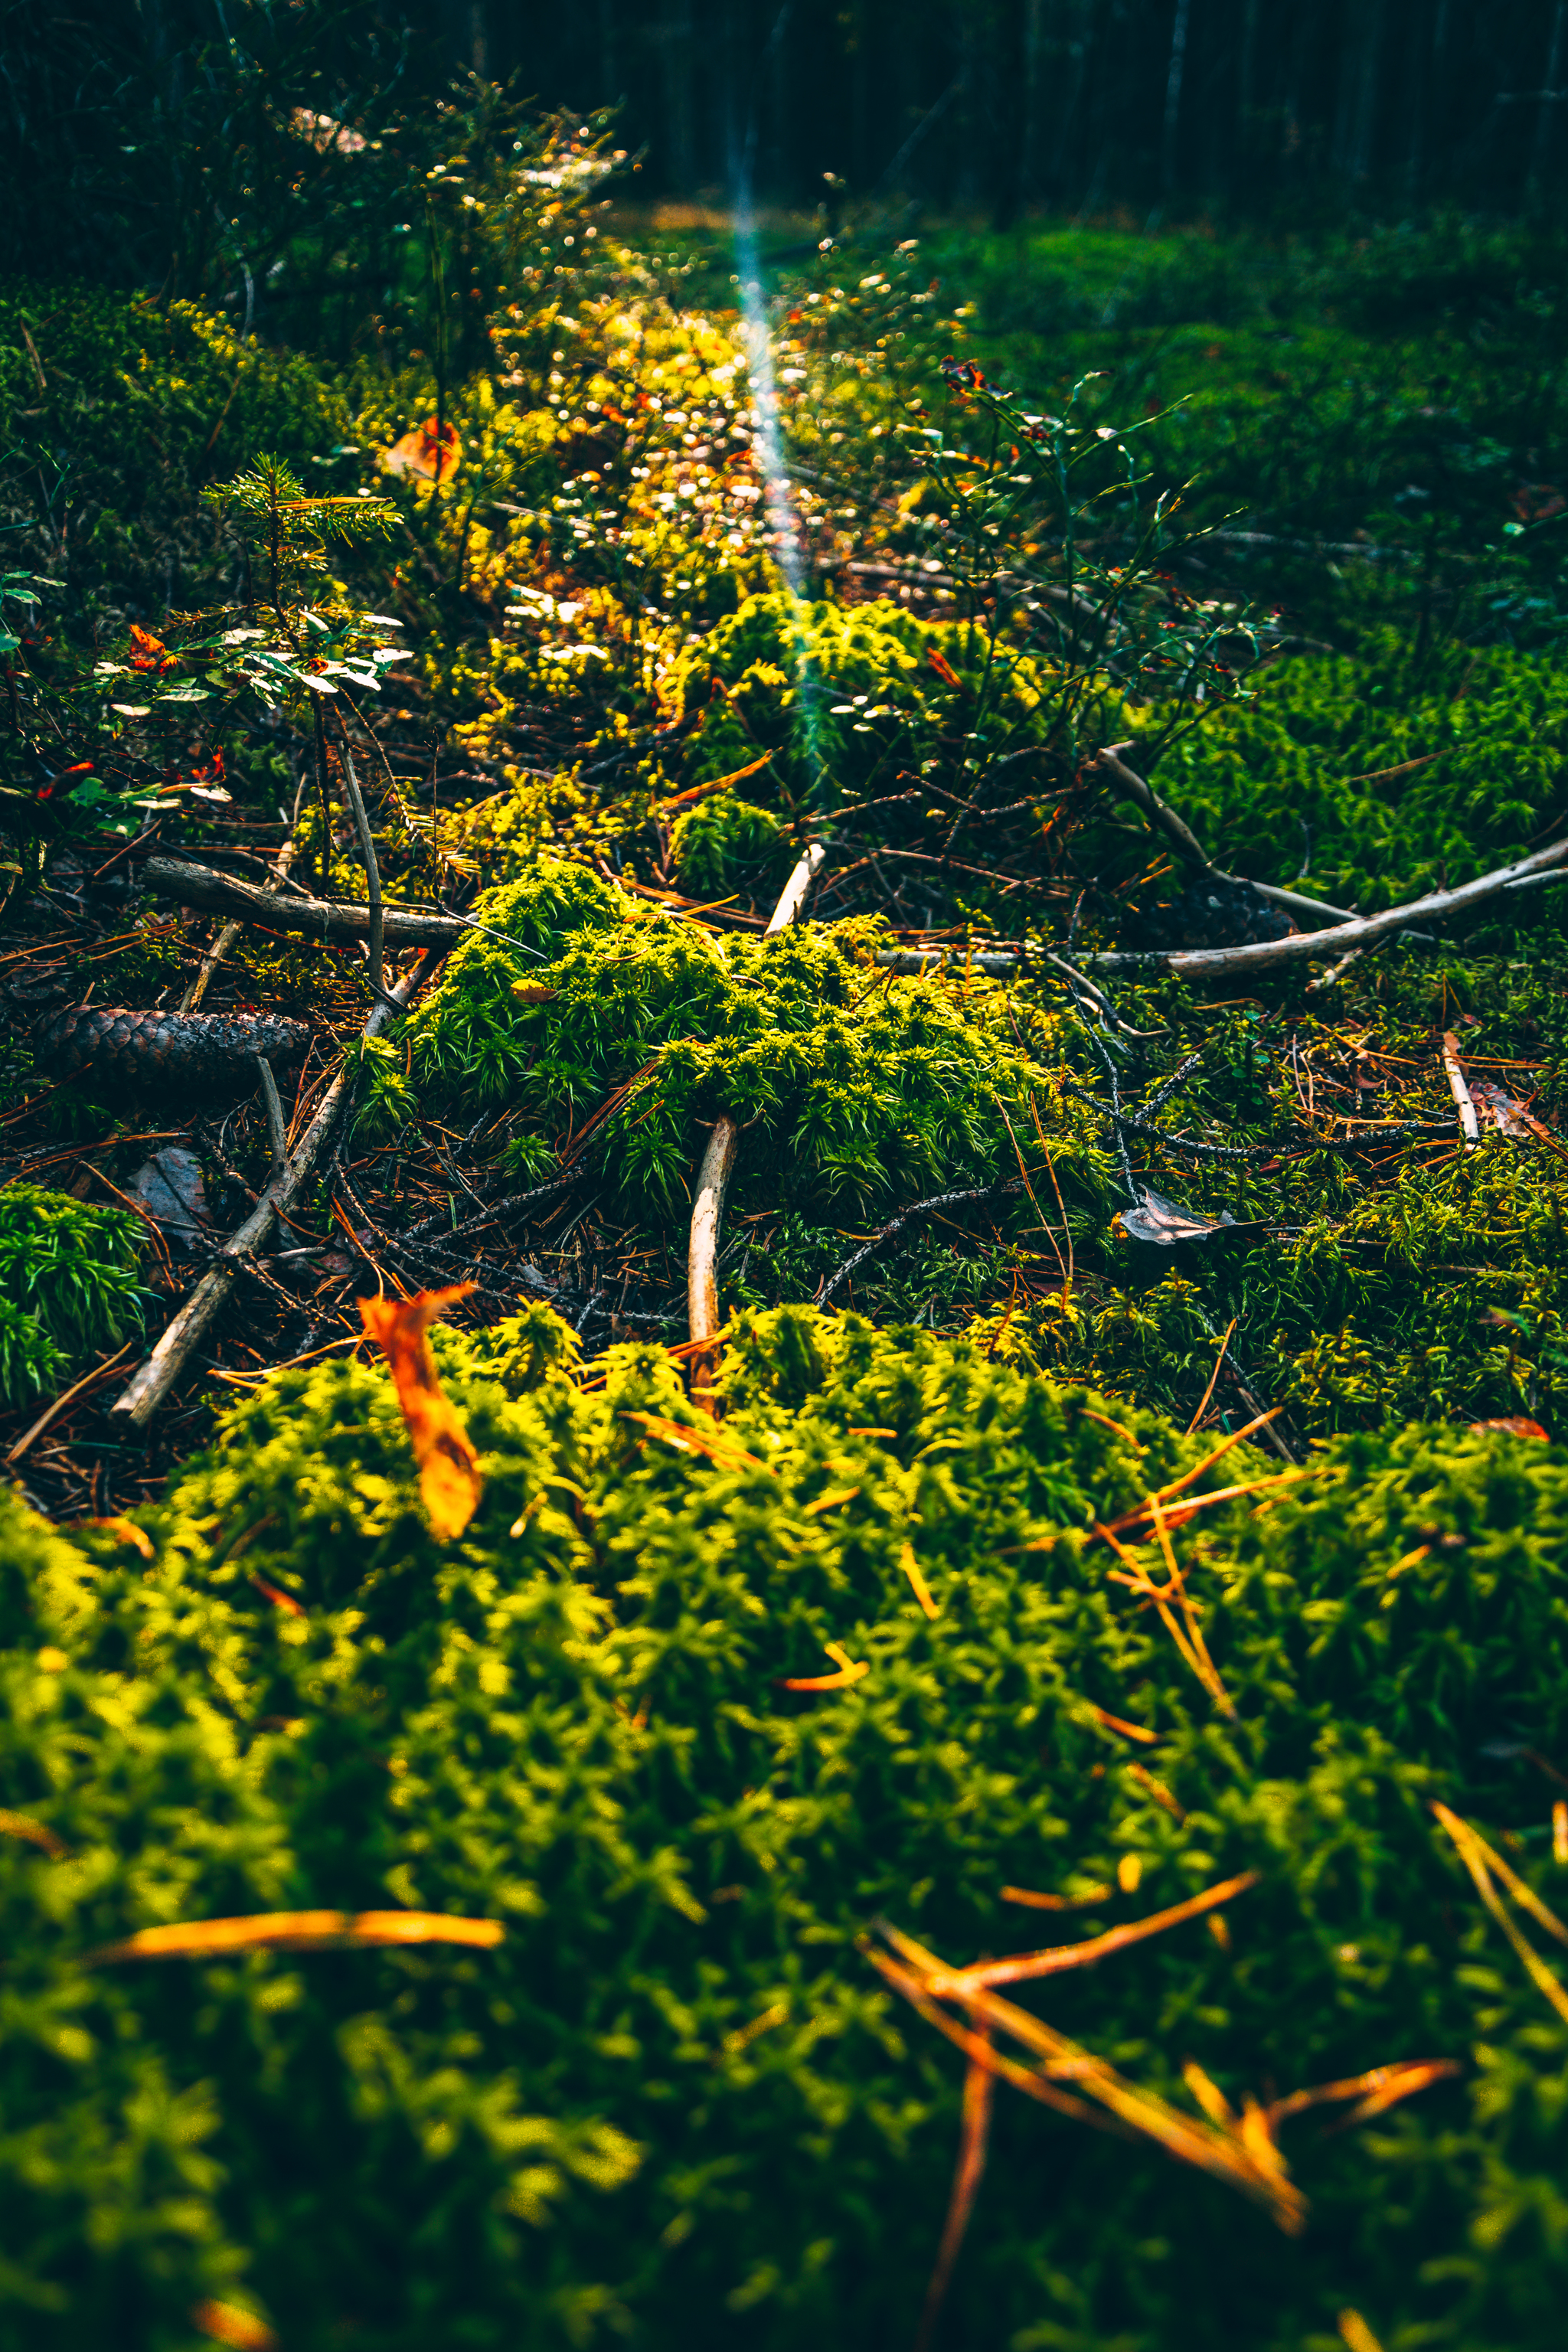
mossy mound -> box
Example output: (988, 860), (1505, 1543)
(399, 858), (1105, 1225)
(3, 1308), (1568, 2346)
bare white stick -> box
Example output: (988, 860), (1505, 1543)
(686, 1113), (740, 1410)
(1442, 1030), (1481, 1149)
(763, 840), (825, 937)
(1083, 832), (1568, 978)
(112, 950), (438, 1428)
(684, 842), (825, 1407)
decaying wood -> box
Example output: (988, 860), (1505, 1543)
(143, 856), (466, 947)
(112, 950), (440, 1427)
(685, 1114), (740, 1411)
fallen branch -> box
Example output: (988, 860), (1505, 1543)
(1096, 746), (1357, 928)
(142, 855), (466, 948)
(179, 781), (306, 1015)
(111, 949), (442, 1427)
(686, 1115), (741, 1411)
(1083, 831), (1568, 978)
(763, 840), (825, 936)
(684, 844), (826, 1408)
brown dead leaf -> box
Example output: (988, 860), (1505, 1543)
(358, 1285), (482, 1540)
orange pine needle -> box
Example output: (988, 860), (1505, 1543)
(1266, 2057), (1461, 2132)
(1001, 1882), (1113, 1912)
(86, 1909), (505, 1964)
(622, 1410), (772, 1475)
(900, 1541), (941, 1619)
(358, 1285), (482, 1541)
(1432, 1801), (1568, 2026)
(1126, 1761), (1184, 1821)
(914, 2024), (995, 2352)
(926, 1873), (1259, 1998)
(871, 1919), (1307, 2230)
(0, 1807), (68, 1858)
(776, 1641), (870, 1692)
(1081, 1702), (1158, 1743)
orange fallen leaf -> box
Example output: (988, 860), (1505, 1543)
(384, 415), (462, 482)
(86, 1909), (505, 1964)
(128, 623), (177, 674)
(1468, 1416), (1549, 1440)
(192, 2301), (278, 2352)
(927, 645), (962, 690)
(358, 1285), (482, 1540)
(776, 1641), (870, 1692)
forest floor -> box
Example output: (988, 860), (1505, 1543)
(3, 180), (1568, 2350)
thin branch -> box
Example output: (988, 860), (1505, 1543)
(111, 952), (442, 1428)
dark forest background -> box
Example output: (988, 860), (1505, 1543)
(8, 2), (1568, 302)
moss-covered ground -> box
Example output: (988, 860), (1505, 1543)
(3, 164), (1568, 2349)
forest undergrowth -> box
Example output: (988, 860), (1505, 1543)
(4, 75), (1568, 2352)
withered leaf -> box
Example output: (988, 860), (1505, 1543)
(359, 1284), (482, 1540)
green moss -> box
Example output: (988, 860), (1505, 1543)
(403, 857), (1106, 1227)
(668, 791), (792, 902)
(3, 1310), (1568, 2344)
(0, 1185), (142, 1406)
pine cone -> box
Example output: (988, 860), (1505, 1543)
(33, 1006), (311, 1096)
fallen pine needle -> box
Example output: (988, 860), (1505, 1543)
(870, 1918), (1306, 2230)
(914, 2020), (995, 2352)
(1338, 2311), (1387, 2352)
(1001, 1882), (1113, 1912)
(622, 1410), (772, 1475)
(900, 1541), (941, 1619)
(925, 1872), (1259, 1998)
(358, 1284), (482, 1540)
(1080, 1701), (1159, 1743)
(1126, 1760), (1185, 1821)
(0, 1807), (68, 1859)
(1266, 2056), (1462, 2132)
(85, 1909), (505, 1963)
(1433, 1801), (1568, 2026)
(776, 1642), (871, 1692)
(1185, 1317), (1237, 1434)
